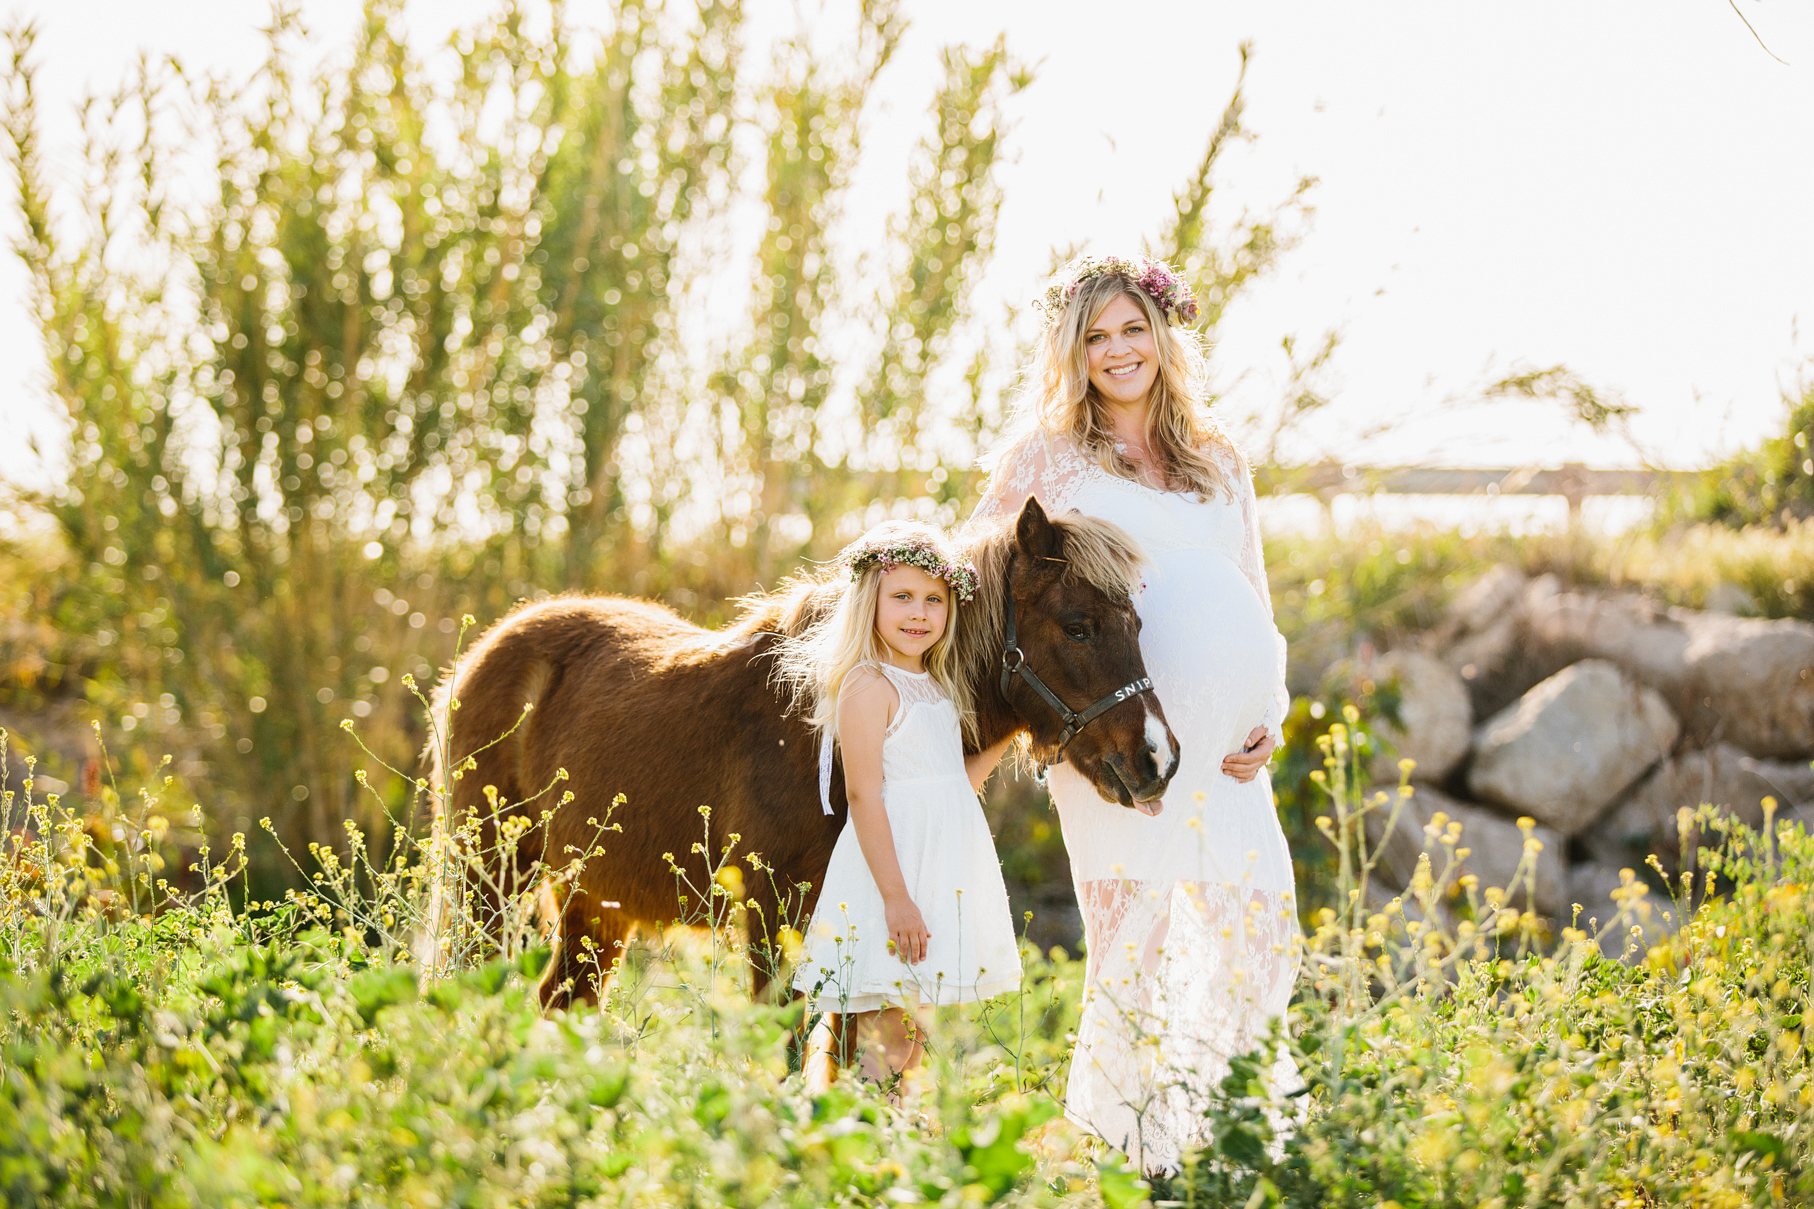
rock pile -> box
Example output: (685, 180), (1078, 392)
(1328, 566), (1814, 953)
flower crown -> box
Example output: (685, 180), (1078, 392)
(1032, 254), (1202, 331)
(841, 534), (979, 605)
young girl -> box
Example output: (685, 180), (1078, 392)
(780, 520), (1020, 1097)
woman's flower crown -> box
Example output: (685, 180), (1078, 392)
(1032, 254), (1202, 330)
(841, 534), (978, 604)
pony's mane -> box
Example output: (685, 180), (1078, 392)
(727, 508), (1145, 741)
(725, 574), (845, 641)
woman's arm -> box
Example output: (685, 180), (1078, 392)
(963, 733), (1017, 792)
(837, 668), (930, 964)
(1219, 440), (1290, 772)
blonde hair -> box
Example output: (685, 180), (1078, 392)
(775, 520), (976, 749)
(1028, 269), (1231, 499)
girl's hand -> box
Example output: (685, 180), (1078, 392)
(1221, 727), (1275, 783)
(885, 896), (930, 965)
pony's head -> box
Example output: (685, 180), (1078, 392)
(959, 498), (1179, 807)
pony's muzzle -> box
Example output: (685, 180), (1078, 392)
(1098, 732), (1175, 807)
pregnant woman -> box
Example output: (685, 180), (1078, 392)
(970, 255), (1300, 1174)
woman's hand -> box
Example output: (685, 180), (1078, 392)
(885, 895), (931, 965)
(1221, 726), (1276, 783)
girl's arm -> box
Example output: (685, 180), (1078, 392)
(838, 667), (931, 964)
(963, 733), (1017, 792)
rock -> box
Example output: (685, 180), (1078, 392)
(1595, 742), (1814, 854)
(1522, 594), (1814, 759)
(1446, 564), (1528, 637)
(1442, 574), (1567, 720)
(1523, 591), (1689, 691)
(1467, 660), (1680, 837)
(1564, 862), (1678, 961)
(1681, 613), (1814, 758)
(1363, 782), (1565, 917)
(1325, 649), (1472, 783)
(1703, 581), (1754, 616)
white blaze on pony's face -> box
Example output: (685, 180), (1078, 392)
(1085, 293), (1160, 409)
(1145, 708), (1178, 783)
(874, 564), (950, 670)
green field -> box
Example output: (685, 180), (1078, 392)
(3, 720), (1807, 1207)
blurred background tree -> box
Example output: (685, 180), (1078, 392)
(1, 0), (1301, 887)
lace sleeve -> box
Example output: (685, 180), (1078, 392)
(967, 427), (1094, 530)
(1214, 440), (1290, 745)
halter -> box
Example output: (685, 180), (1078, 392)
(998, 553), (1154, 770)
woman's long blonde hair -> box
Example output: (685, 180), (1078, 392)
(775, 520), (976, 748)
(1028, 268), (1231, 499)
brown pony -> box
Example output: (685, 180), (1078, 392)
(428, 498), (1178, 1008)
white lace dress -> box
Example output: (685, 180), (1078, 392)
(970, 427), (1302, 1173)
(794, 663), (1023, 1013)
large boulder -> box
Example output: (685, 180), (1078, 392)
(1363, 782), (1565, 917)
(1682, 614), (1814, 758)
(1325, 649), (1472, 784)
(1594, 742), (1814, 853)
(1467, 660), (1680, 836)
(1438, 573), (1567, 719)
(1524, 594), (1814, 759)
(1440, 564), (1529, 640)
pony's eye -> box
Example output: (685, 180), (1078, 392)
(1064, 623), (1092, 643)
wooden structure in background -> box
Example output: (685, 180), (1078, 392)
(1257, 462), (1707, 517)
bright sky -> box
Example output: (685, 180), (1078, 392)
(3, 0), (1811, 489)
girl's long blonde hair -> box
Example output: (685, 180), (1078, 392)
(775, 520), (976, 748)
(1028, 269), (1231, 499)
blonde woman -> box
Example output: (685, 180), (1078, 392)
(970, 255), (1300, 1173)
(780, 520), (1020, 1099)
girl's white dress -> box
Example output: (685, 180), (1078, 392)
(794, 663), (1023, 1013)
(971, 427), (1302, 1174)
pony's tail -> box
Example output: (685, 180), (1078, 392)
(413, 637), (552, 983)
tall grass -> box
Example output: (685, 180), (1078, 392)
(1, 695), (1809, 1205)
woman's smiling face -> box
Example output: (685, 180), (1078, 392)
(1085, 292), (1159, 409)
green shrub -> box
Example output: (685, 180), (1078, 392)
(1678, 373), (1814, 530)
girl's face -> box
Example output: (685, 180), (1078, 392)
(1084, 292), (1159, 410)
(874, 564), (950, 667)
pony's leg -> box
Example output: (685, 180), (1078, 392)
(802, 1010), (854, 1091)
(539, 893), (629, 1011)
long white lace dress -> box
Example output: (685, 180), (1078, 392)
(970, 427), (1302, 1173)
(794, 663), (1023, 1013)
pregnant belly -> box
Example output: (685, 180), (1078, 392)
(1136, 550), (1278, 773)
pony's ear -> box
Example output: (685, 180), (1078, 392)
(1014, 496), (1062, 563)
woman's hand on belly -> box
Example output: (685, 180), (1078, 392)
(1221, 727), (1275, 783)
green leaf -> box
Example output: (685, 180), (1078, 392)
(1733, 1129), (1785, 1162)
(1096, 1157), (1150, 1209)
(518, 947), (551, 979)
(349, 966), (416, 1027)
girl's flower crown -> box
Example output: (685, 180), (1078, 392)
(1032, 254), (1202, 330)
(841, 534), (979, 604)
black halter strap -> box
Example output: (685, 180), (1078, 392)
(998, 554), (1154, 763)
